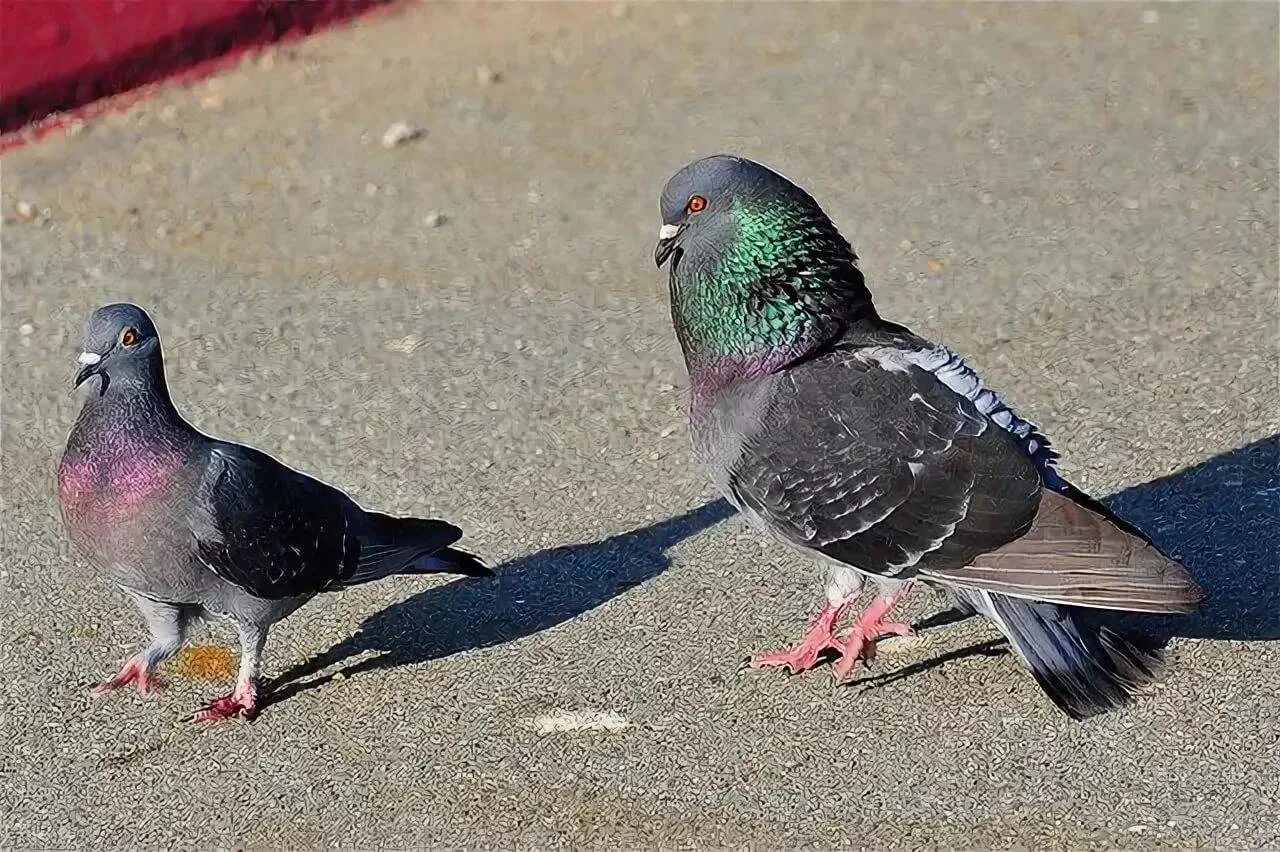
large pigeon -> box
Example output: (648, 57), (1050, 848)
(58, 303), (489, 721)
(654, 155), (1203, 718)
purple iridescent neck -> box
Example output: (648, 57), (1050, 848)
(686, 338), (816, 404)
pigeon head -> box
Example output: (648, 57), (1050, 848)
(74, 303), (164, 395)
(655, 155), (875, 382)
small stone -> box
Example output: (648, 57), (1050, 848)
(14, 200), (36, 220)
(200, 93), (225, 110)
(386, 335), (423, 354)
(475, 65), (501, 85)
(659, 424), (678, 438)
(155, 225), (169, 238)
(380, 120), (424, 149)
(422, 210), (447, 228)
(513, 339), (526, 350)
(159, 104), (178, 122)
(978, 191), (994, 205)
(1122, 198), (1140, 210)
(18, 323), (33, 336)
(526, 190), (542, 204)
(1141, 9), (1159, 24)
(648, 451), (662, 461)
(657, 382), (675, 392)
(364, 183), (379, 196)
(927, 258), (945, 274)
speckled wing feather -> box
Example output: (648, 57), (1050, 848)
(724, 343), (1042, 577)
(188, 444), (359, 599)
(722, 341), (1202, 613)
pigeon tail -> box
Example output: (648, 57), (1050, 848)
(339, 512), (490, 587)
(978, 589), (1165, 719)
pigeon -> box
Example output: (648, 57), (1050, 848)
(654, 155), (1204, 719)
(57, 303), (490, 721)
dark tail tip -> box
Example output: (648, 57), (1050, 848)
(992, 594), (1167, 720)
(434, 546), (493, 578)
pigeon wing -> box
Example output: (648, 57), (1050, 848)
(188, 444), (358, 599)
(726, 343), (1201, 612)
(725, 344), (1044, 578)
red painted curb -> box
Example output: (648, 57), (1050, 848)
(1, 0), (396, 140)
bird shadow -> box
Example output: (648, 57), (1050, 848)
(1105, 433), (1279, 643)
(265, 499), (737, 706)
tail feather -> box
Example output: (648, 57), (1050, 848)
(340, 512), (489, 586)
(964, 587), (1165, 719)
(420, 546), (491, 578)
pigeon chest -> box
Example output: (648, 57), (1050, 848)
(57, 440), (186, 541)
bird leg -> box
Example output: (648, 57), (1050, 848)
(746, 599), (853, 674)
(91, 594), (189, 696)
(189, 622), (266, 722)
(832, 582), (916, 682)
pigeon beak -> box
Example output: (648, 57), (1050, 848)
(654, 223), (683, 268)
(73, 351), (104, 389)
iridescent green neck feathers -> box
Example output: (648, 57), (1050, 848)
(669, 198), (874, 387)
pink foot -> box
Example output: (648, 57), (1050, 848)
(91, 657), (167, 696)
(747, 601), (850, 674)
(832, 583), (916, 683)
(189, 680), (260, 723)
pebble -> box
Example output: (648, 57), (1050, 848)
(659, 424), (678, 438)
(14, 200), (36, 220)
(475, 65), (501, 85)
(380, 121), (424, 149)
(384, 332), (424, 353)
(1141, 9), (1159, 24)
(18, 323), (34, 336)
(1122, 198), (1140, 210)
(365, 183), (380, 196)
(423, 210), (447, 228)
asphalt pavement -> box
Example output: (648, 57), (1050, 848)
(2, 3), (1277, 848)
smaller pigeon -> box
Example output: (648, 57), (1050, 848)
(654, 155), (1204, 719)
(58, 304), (490, 721)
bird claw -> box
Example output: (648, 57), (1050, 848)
(745, 637), (843, 675)
(832, 620), (914, 684)
(187, 681), (260, 723)
(90, 658), (166, 696)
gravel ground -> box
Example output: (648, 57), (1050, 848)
(2, 3), (1277, 848)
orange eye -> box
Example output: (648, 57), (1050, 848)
(120, 327), (138, 347)
(686, 195), (707, 214)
